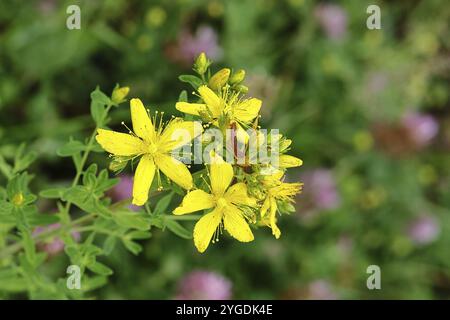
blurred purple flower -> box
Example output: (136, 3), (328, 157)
(314, 4), (347, 41)
(33, 223), (80, 256)
(166, 26), (222, 65)
(307, 280), (337, 300)
(298, 169), (340, 213)
(38, 0), (56, 15)
(401, 112), (439, 147)
(175, 270), (232, 300)
(407, 216), (440, 245)
(367, 72), (389, 95)
(109, 174), (140, 211)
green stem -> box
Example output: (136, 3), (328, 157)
(0, 104), (114, 261)
(0, 213), (95, 260)
(59, 105), (113, 238)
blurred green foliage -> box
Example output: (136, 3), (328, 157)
(0, 0), (449, 299)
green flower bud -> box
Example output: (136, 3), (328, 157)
(109, 157), (128, 173)
(194, 52), (210, 75)
(12, 192), (24, 206)
(229, 69), (246, 85)
(209, 68), (230, 91)
(111, 86), (130, 104)
(235, 84), (249, 94)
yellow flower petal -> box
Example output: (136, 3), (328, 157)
(209, 153), (233, 196)
(132, 155), (156, 206)
(198, 85), (222, 118)
(175, 102), (207, 116)
(223, 205), (254, 242)
(158, 118), (202, 152)
(130, 98), (155, 142)
(279, 154), (303, 168)
(194, 208), (223, 253)
(235, 123), (250, 144)
(269, 197), (281, 239)
(233, 98), (262, 123)
(173, 190), (215, 215)
(154, 153), (193, 190)
(224, 183), (256, 206)
(260, 197), (271, 218)
(96, 129), (145, 156)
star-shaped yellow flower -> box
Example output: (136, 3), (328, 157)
(96, 98), (202, 206)
(175, 85), (262, 142)
(173, 153), (256, 253)
(260, 170), (302, 239)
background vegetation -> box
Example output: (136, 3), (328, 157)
(0, 0), (449, 299)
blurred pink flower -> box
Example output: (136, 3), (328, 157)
(307, 280), (338, 300)
(298, 169), (340, 214)
(367, 72), (389, 95)
(314, 4), (347, 41)
(38, 0), (56, 15)
(33, 223), (81, 256)
(166, 26), (222, 66)
(407, 215), (440, 245)
(109, 175), (140, 211)
(401, 112), (439, 147)
(175, 270), (232, 300)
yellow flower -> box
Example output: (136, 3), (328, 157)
(260, 170), (302, 238)
(175, 85), (262, 141)
(279, 154), (303, 168)
(96, 98), (202, 206)
(173, 153), (256, 253)
(111, 86), (130, 104)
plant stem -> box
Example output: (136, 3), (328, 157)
(59, 105), (113, 240)
(0, 213), (95, 260)
(0, 104), (114, 261)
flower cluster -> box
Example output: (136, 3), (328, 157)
(96, 54), (303, 252)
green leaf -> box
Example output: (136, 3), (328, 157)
(164, 219), (192, 239)
(178, 90), (188, 102)
(122, 239), (142, 255)
(86, 261), (113, 276)
(40, 188), (66, 199)
(153, 192), (173, 215)
(0, 155), (13, 180)
(82, 275), (108, 292)
(57, 139), (85, 157)
(0, 269), (30, 292)
(113, 211), (150, 231)
(90, 87), (112, 105)
(27, 213), (59, 226)
(72, 153), (83, 172)
(21, 229), (37, 265)
(126, 230), (152, 240)
(13, 144), (37, 173)
(90, 87), (112, 126)
(103, 235), (117, 255)
(0, 200), (13, 215)
(148, 215), (164, 229)
(178, 75), (203, 89)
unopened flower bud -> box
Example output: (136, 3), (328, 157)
(209, 68), (230, 91)
(109, 157), (128, 172)
(194, 52), (211, 75)
(12, 192), (24, 206)
(112, 86), (130, 104)
(235, 84), (248, 94)
(229, 69), (246, 85)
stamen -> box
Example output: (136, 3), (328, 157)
(199, 174), (212, 192)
